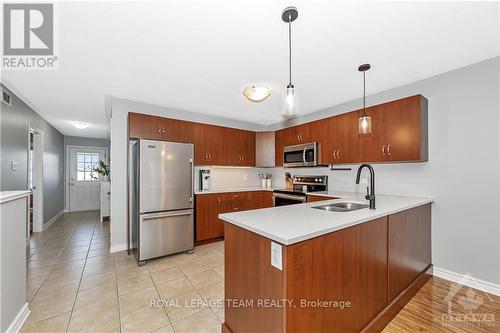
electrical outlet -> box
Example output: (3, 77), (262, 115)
(360, 177), (369, 184)
(271, 242), (282, 270)
(11, 161), (18, 171)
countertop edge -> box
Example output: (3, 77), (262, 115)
(195, 187), (274, 195)
(0, 191), (31, 204)
(220, 198), (434, 245)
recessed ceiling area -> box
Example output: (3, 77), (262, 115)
(2, 1), (499, 138)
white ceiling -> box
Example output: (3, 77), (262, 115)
(2, 1), (499, 138)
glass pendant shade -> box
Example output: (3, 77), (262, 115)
(283, 85), (298, 116)
(243, 85), (271, 102)
(358, 115), (372, 134)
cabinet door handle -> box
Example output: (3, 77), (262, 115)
(387, 144), (391, 156)
(382, 145), (386, 156)
(218, 196), (221, 204)
(332, 151), (336, 159)
(337, 149), (340, 159)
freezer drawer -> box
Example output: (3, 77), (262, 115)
(138, 209), (194, 261)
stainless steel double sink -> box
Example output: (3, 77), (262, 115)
(312, 202), (369, 212)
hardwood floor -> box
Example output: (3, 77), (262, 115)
(383, 276), (500, 332)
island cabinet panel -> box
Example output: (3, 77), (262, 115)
(285, 217), (388, 333)
(224, 223), (286, 333)
(388, 203), (432, 302)
(306, 194), (337, 202)
(223, 204), (432, 333)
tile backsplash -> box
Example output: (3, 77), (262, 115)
(194, 166), (272, 190)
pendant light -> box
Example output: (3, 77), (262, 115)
(282, 7), (299, 116)
(358, 64), (372, 134)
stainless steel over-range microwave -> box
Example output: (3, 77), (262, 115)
(283, 142), (318, 168)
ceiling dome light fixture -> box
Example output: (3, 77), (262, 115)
(70, 121), (90, 129)
(358, 64), (372, 135)
(282, 6), (299, 117)
(243, 85), (271, 102)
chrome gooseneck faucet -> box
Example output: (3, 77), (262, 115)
(355, 164), (376, 210)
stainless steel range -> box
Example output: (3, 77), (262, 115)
(273, 175), (328, 206)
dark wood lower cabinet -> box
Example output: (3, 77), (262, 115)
(223, 204), (432, 333)
(306, 195), (337, 202)
(195, 191), (274, 243)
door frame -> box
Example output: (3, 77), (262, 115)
(28, 124), (44, 233)
(65, 145), (109, 212)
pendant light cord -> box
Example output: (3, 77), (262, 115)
(288, 15), (292, 85)
(363, 70), (366, 115)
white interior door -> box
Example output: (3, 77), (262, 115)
(69, 147), (106, 212)
(31, 129), (44, 232)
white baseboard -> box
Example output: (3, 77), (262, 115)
(6, 303), (30, 333)
(434, 266), (500, 296)
(42, 210), (64, 231)
(110, 243), (128, 253)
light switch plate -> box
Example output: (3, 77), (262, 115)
(271, 241), (282, 270)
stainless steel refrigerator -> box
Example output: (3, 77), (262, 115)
(129, 139), (194, 264)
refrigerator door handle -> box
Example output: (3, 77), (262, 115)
(142, 210), (193, 220)
(189, 158), (193, 203)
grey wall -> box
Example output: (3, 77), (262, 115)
(0, 84), (65, 225)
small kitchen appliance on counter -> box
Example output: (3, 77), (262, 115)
(273, 175), (328, 206)
(199, 169), (211, 191)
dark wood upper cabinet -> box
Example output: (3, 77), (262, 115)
(358, 94), (428, 163)
(130, 94), (428, 167)
(129, 112), (193, 142)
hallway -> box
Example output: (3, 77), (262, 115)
(22, 211), (224, 333)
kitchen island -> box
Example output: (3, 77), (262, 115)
(219, 193), (433, 333)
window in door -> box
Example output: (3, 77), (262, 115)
(77, 152), (100, 181)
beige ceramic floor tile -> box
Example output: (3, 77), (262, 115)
(118, 272), (154, 295)
(156, 276), (196, 299)
(177, 260), (211, 275)
(73, 316), (120, 333)
(165, 290), (207, 322)
(151, 324), (175, 333)
(146, 256), (177, 272)
(20, 311), (71, 333)
(79, 271), (116, 291)
(151, 266), (184, 285)
(74, 284), (117, 308)
(172, 253), (198, 265)
(172, 308), (221, 333)
(68, 298), (119, 332)
(120, 306), (170, 333)
(187, 269), (223, 290)
(119, 286), (160, 315)
(29, 292), (76, 322)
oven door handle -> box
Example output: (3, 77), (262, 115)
(273, 193), (307, 202)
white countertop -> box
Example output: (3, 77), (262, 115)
(0, 191), (30, 204)
(195, 187), (274, 194)
(219, 192), (433, 245)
